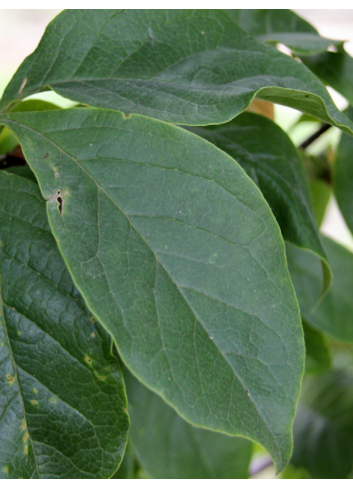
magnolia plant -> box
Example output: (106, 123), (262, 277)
(1, 9), (353, 479)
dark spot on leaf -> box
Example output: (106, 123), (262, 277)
(42, 152), (50, 160)
(140, 100), (145, 105)
(305, 95), (309, 98)
(85, 355), (93, 365)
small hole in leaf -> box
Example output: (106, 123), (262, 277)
(56, 190), (63, 215)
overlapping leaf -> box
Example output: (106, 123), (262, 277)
(0, 108), (305, 470)
(334, 107), (353, 235)
(229, 9), (343, 55)
(302, 51), (353, 107)
(124, 367), (252, 479)
(303, 321), (331, 374)
(1, 10), (353, 134)
(286, 236), (353, 343)
(188, 112), (330, 296)
(0, 171), (129, 478)
(292, 369), (353, 478)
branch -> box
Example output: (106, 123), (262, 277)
(299, 122), (331, 150)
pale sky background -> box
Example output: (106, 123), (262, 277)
(0, 9), (353, 249)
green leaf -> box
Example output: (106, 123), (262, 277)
(187, 112), (331, 298)
(111, 445), (136, 479)
(10, 99), (61, 113)
(292, 369), (353, 478)
(334, 107), (353, 235)
(1, 10), (352, 134)
(123, 366), (252, 479)
(0, 171), (129, 478)
(229, 9), (343, 55)
(286, 236), (353, 343)
(4, 166), (37, 184)
(1, 108), (305, 471)
(0, 101), (60, 155)
(280, 464), (310, 479)
(302, 50), (353, 107)
(0, 126), (18, 155)
(303, 321), (331, 374)
(309, 180), (331, 227)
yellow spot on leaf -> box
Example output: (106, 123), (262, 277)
(85, 355), (93, 365)
(22, 419), (27, 430)
(50, 397), (57, 403)
(24, 445), (28, 455)
(3, 467), (9, 473)
(32, 387), (38, 394)
(6, 373), (15, 386)
(31, 400), (38, 405)
(23, 431), (29, 443)
(91, 332), (96, 338)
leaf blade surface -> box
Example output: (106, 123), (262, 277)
(0, 172), (129, 479)
(1, 108), (305, 471)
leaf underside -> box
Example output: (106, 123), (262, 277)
(0, 108), (305, 471)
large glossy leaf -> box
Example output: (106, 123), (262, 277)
(286, 236), (353, 343)
(0, 171), (129, 478)
(302, 50), (353, 107)
(188, 112), (330, 297)
(124, 366), (252, 479)
(0, 108), (305, 471)
(292, 369), (353, 478)
(229, 9), (343, 55)
(1, 10), (353, 134)
(334, 107), (353, 235)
